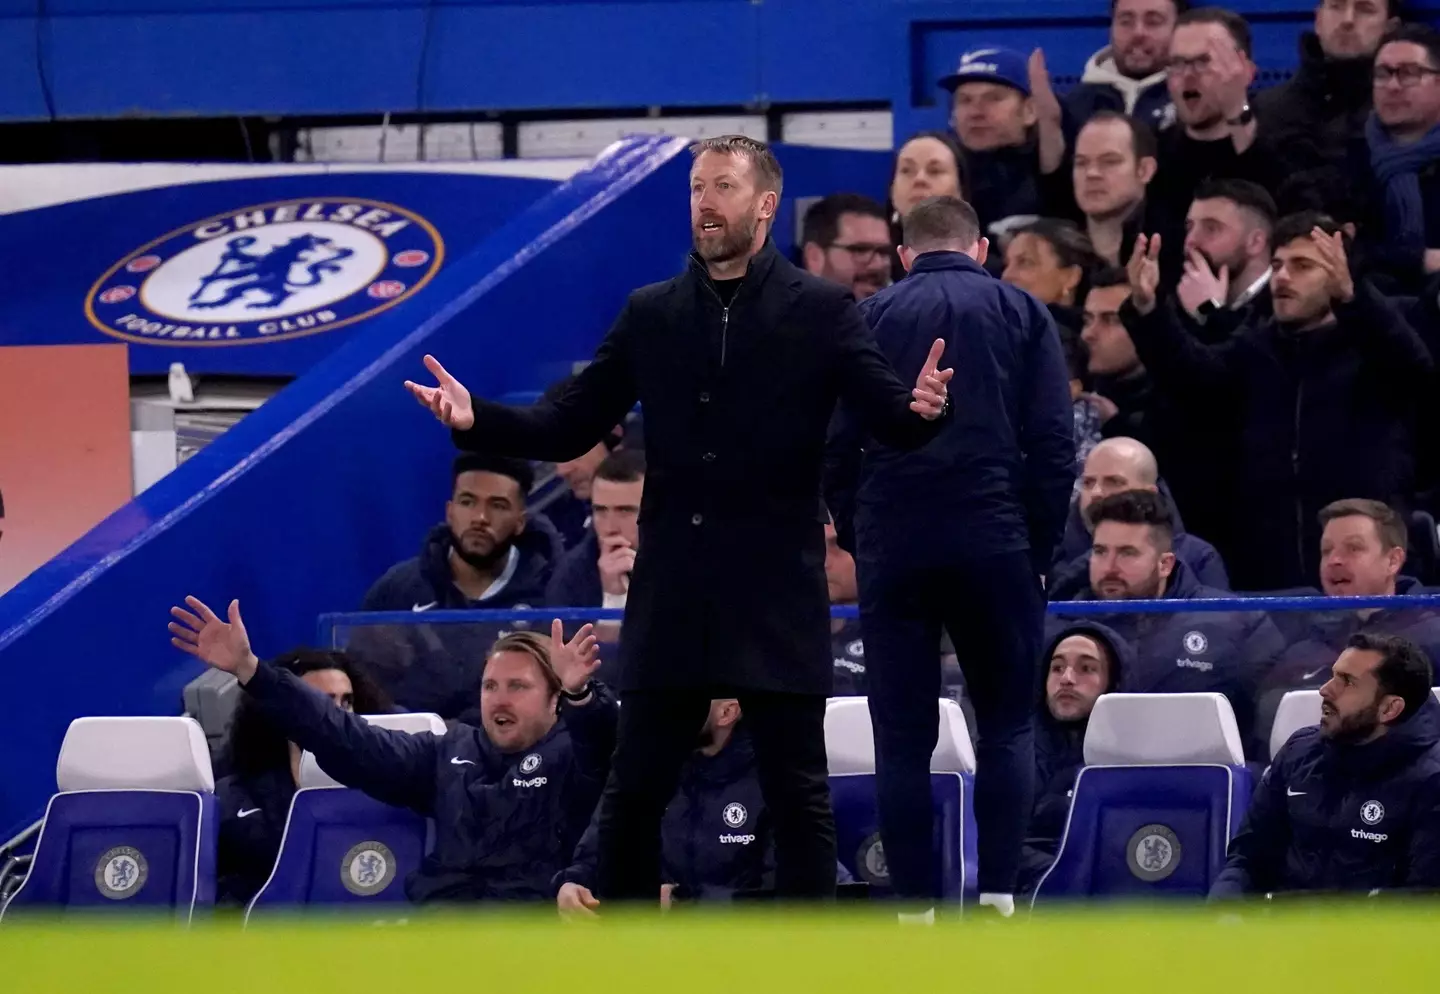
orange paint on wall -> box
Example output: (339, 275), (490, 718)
(0, 344), (133, 596)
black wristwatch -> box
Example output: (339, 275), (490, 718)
(1226, 103), (1254, 127)
(560, 681), (593, 702)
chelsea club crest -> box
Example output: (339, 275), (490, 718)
(85, 197), (444, 346)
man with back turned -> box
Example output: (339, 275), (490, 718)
(404, 136), (953, 903)
(826, 195), (1075, 919)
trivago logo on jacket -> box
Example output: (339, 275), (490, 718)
(84, 197), (444, 346)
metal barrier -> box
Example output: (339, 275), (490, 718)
(0, 819), (41, 907)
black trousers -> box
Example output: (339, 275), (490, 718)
(859, 549), (1045, 899)
(593, 689), (836, 900)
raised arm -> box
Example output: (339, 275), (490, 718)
(833, 293), (951, 451)
(168, 596), (439, 813)
(1122, 234), (1237, 394)
(404, 299), (642, 462)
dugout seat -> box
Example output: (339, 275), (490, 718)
(825, 698), (977, 901)
(0, 717), (217, 923)
(244, 712), (444, 919)
(1031, 693), (1251, 907)
(1269, 690), (1322, 761)
(830, 772), (969, 904)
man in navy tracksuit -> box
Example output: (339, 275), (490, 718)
(169, 596), (616, 904)
(554, 700), (772, 912)
(825, 195), (1075, 917)
(1212, 633), (1440, 899)
(1018, 622), (1132, 895)
(1049, 489), (1284, 752)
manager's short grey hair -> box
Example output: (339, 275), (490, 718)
(902, 196), (980, 252)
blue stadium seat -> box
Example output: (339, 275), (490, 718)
(829, 697), (973, 898)
(244, 712), (444, 919)
(0, 717), (217, 923)
(831, 772), (968, 904)
(1031, 693), (1251, 906)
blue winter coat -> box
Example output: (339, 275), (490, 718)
(241, 661), (617, 904)
(1211, 696), (1440, 898)
(825, 251), (1074, 574)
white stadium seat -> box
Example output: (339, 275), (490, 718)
(57, 715), (214, 792)
(1084, 693), (1244, 767)
(823, 697), (976, 775)
(298, 712), (447, 788)
(1269, 689), (1323, 760)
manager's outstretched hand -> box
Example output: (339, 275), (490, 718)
(404, 354), (476, 431)
(169, 595), (259, 684)
(910, 338), (953, 420)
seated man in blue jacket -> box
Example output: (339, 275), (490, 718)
(364, 452), (558, 614)
(1048, 435), (1229, 599)
(1050, 488), (1284, 752)
(1267, 498), (1440, 688)
(169, 595), (616, 905)
(1018, 622), (1131, 895)
(1211, 633), (1440, 899)
(555, 699), (771, 914)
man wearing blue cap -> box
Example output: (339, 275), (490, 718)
(939, 45), (1067, 247)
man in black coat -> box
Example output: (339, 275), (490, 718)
(825, 195), (1074, 918)
(1256, 0), (1398, 198)
(404, 136), (952, 901)
(1123, 212), (1433, 590)
(1212, 633), (1440, 899)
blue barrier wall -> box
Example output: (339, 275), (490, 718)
(8, 0), (1431, 124)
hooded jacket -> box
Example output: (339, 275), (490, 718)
(1211, 695), (1440, 898)
(1018, 622), (1134, 893)
(1064, 47), (1174, 137)
(241, 660), (617, 904)
(1047, 480), (1231, 600)
(558, 728), (773, 902)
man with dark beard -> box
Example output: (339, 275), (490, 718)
(403, 135), (951, 904)
(363, 453), (557, 614)
(1211, 633), (1440, 900)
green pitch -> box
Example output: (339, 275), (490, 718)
(4, 904), (1439, 992)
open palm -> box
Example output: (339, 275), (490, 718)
(550, 620), (601, 694)
(169, 595), (258, 681)
(404, 354), (476, 430)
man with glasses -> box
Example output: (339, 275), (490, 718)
(1359, 23), (1440, 290)
(1148, 7), (1284, 286)
(800, 194), (893, 301)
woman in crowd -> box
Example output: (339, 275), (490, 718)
(887, 131), (969, 280)
(1001, 218), (1106, 485)
(215, 649), (391, 905)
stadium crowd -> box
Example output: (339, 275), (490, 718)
(179, 0), (1440, 913)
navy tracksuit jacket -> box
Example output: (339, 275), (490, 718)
(558, 730), (773, 902)
(1212, 696), (1440, 897)
(214, 768), (296, 905)
(1050, 560), (1286, 753)
(241, 661), (617, 904)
